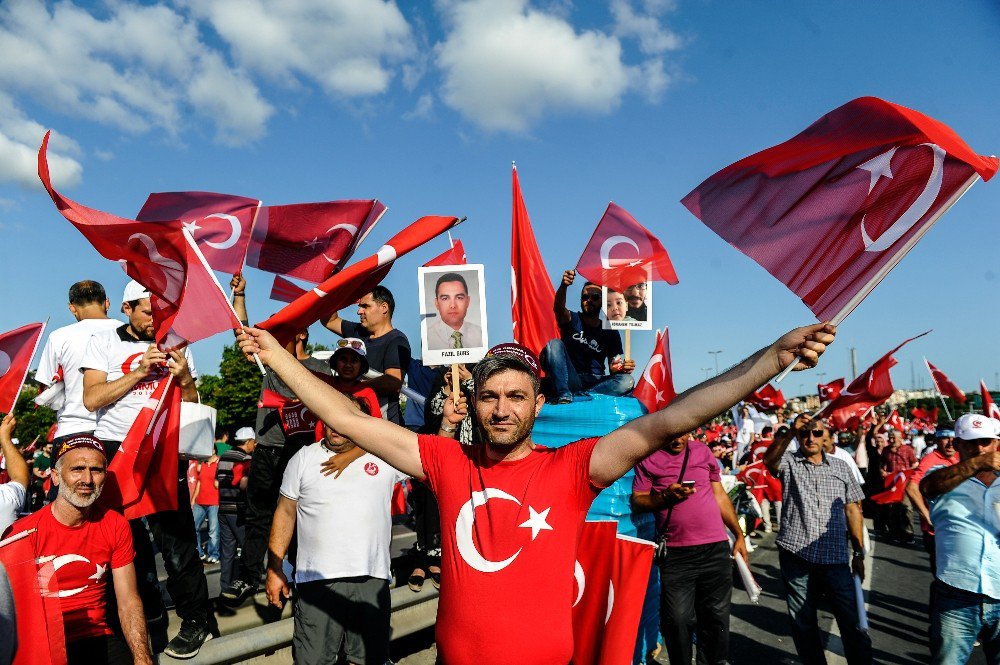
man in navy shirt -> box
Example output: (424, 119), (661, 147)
(540, 269), (634, 403)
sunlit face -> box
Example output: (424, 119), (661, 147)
(54, 448), (106, 508)
(322, 425), (356, 454)
(435, 280), (470, 329)
(580, 286), (602, 316)
(123, 298), (155, 341)
(333, 351), (363, 382)
(937, 437), (956, 458)
(797, 420), (831, 456)
(474, 369), (543, 448)
(605, 291), (627, 321)
(624, 283), (646, 308)
(357, 294), (389, 331)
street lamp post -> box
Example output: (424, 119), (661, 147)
(709, 350), (723, 376)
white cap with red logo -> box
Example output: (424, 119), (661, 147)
(954, 413), (1000, 441)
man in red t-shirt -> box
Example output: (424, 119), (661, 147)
(4, 435), (151, 665)
(905, 429), (958, 572)
(236, 322), (836, 664)
(880, 430), (919, 543)
(192, 455), (220, 564)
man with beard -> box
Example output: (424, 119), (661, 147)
(624, 281), (648, 321)
(4, 436), (152, 665)
(235, 320), (835, 665)
(81, 280), (212, 659)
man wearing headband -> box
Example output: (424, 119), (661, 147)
(3, 436), (152, 665)
(237, 321), (834, 665)
(920, 414), (1000, 664)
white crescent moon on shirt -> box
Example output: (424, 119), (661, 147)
(456, 488), (523, 573)
(36, 553), (92, 597)
(322, 224), (361, 265)
(599, 235), (640, 270)
(572, 561), (585, 607)
(202, 213), (242, 250)
(860, 143), (945, 253)
(0, 350), (10, 377)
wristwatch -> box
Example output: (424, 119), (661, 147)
(852, 550), (865, 558)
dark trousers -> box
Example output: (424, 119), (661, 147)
(105, 441), (210, 628)
(219, 510), (244, 591)
(67, 635), (133, 665)
(238, 443), (304, 587)
(922, 533), (937, 575)
(659, 540), (733, 665)
(778, 547), (872, 665)
(411, 480), (441, 570)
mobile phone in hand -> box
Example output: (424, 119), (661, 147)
(681, 480), (696, 488)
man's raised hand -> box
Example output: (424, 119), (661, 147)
(562, 269), (576, 287)
(772, 323), (836, 373)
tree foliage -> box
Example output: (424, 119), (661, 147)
(197, 342), (261, 432)
(10, 377), (57, 444)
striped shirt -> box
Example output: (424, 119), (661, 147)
(776, 450), (864, 564)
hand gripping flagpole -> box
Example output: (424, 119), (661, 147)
(774, 171), (982, 385)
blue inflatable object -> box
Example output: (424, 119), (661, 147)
(533, 394), (661, 664)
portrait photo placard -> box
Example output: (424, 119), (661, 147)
(601, 281), (652, 331)
(418, 264), (489, 366)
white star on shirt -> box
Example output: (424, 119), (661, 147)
(89, 563), (106, 581)
(518, 506), (553, 541)
(182, 220), (201, 236)
(304, 237), (322, 248)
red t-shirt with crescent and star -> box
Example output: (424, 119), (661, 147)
(5, 504), (134, 642)
(417, 434), (603, 665)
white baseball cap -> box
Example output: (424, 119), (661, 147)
(122, 280), (151, 304)
(235, 427), (256, 442)
(954, 414), (1000, 441)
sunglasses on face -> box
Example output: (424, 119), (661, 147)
(801, 428), (827, 439)
(582, 294), (602, 302)
(337, 339), (364, 350)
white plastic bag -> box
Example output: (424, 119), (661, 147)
(179, 402), (216, 460)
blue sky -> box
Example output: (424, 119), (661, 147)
(1, 1), (998, 397)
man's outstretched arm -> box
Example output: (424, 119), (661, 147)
(590, 323), (836, 487)
(238, 327), (425, 479)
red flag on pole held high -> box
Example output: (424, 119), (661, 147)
(575, 202), (678, 293)
(599, 533), (655, 664)
(0, 529), (67, 665)
(925, 359), (967, 404)
(572, 521), (618, 665)
(269, 275), (309, 304)
(746, 384), (786, 410)
(511, 165), (560, 356)
(981, 380), (1000, 419)
(818, 378), (845, 402)
(820, 331), (930, 429)
(423, 238), (467, 267)
(633, 328), (677, 413)
(871, 469), (914, 504)
(911, 406), (931, 421)
(682, 97), (998, 324)
(136, 191), (261, 274)
(38, 134), (241, 351)
(101, 376), (181, 520)
(245, 200), (387, 283)
(0, 323), (45, 414)
(258, 215), (462, 344)
(887, 408), (906, 432)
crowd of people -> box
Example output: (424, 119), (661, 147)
(0, 272), (997, 665)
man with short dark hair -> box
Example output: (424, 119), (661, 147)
(624, 281), (648, 321)
(236, 320), (836, 665)
(541, 269), (634, 404)
(323, 286), (411, 424)
(5, 436), (152, 665)
(426, 272), (483, 350)
(920, 414), (1000, 664)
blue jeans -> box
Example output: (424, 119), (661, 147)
(778, 547), (872, 665)
(930, 581), (1000, 664)
(540, 339), (634, 399)
(193, 504), (219, 560)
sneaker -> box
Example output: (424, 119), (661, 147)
(163, 622), (212, 659)
(205, 556), (219, 564)
(556, 393), (573, 405)
(763, 523), (773, 533)
(199, 554), (207, 562)
(220, 580), (256, 606)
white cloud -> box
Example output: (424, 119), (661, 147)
(0, 95), (82, 190)
(434, 0), (680, 132)
(186, 0), (415, 98)
(404, 94), (435, 120)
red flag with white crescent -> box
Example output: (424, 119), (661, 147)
(981, 380), (1000, 420)
(924, 359), (967, 404)
(258, 215), (461, 344)
(137, 191), (260, 274)
(871, 469), (914, 504)
(818, 378), (845, 402)
(746, 384), (786, 411)
(423, 238), (468, 267)
(511, 166), (560, 356)
(682, 97), (997, 323)
(599, 533), (655, 664)
(0, 322), (45, 414)
(575, 202), (678, 293)
(633, 327), (677, 413)
(571, 521), (617, 665)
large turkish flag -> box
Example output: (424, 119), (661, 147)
(682, 97), (997, 322)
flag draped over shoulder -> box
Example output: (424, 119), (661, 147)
(575, 201), (678, 293)
(0, 323), (45, 414)
(682, 97), (997, 323)
(511, 165), (560, 356)
(258, 215), (461, 344)
(38, 133), (240, 351)
(925, 359), (966, 404)
(633, 328), (677, 413)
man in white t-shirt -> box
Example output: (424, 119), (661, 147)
(36, 280), (122, 443)
(80, 280), (213, 659)
(0, 415), (28, 533)
(266, 396), (406, 665)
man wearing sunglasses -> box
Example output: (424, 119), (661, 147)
(920, 414), (1000, 664)
(763, 418), (871, 665)
(540, 269), (635, 404)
